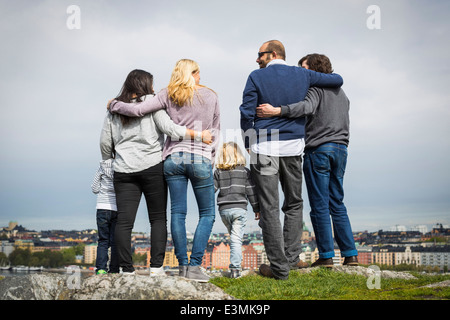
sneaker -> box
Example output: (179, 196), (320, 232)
(186, 266), (209, 283)
(121, 270), (136, 275)
(96, 269), (107, 275)
(311, 258), (334, 268)
(179, 265), (188, 277)
(150, 266), (166, 277)
(230, 269), (241, 279)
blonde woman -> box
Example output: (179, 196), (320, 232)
(109, 59), (220, 282)
(213, 142), (260, 278)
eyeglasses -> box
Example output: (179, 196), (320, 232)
(257, 51), (273, 58)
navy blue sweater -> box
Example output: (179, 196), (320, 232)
(240, 63), (343, 148)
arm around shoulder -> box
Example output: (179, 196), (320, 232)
(109, 91), (166, 117)
(281, 87), (321, 118)
(308, 69), (343, 88)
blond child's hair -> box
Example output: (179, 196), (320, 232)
(216, 142), (246, 170)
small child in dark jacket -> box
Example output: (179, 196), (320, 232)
(214, 142), (260, 278)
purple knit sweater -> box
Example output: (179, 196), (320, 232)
(109, 87), (220, 164)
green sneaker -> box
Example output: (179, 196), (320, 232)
(96, 269), (107, 275)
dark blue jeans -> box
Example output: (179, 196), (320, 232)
(164, 152), (215, 267)
(96, 209), (119, 273)
(303, 143), (357, 259)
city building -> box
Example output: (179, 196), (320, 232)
(13, 239), (34, 251)
(356, 246), (373, 265)
(395, 246), (420, 266)
(0, 241), (14, 257)
(415, 245), (450, 271)
(242, 245), (258, 270)
(251, 242), (269, 267)
(202, 243), (213, 269)
(211, 242), (230, 270)
(83, 243), (97, 264)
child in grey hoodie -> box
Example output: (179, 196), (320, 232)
(91, 158), (119, 274)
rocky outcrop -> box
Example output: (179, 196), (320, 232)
(243, 265), (418, 280)
(2, 266), (439, 300)
(0, 272), (235, 300)
(300, 265), (418, 280)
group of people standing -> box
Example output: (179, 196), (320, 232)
(91, 39), (358, 282)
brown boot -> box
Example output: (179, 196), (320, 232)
(291, 260), (309, 269)
(311, 258), (334, 268)
(343, 256), (359, 266)
(259, 264), (275, 278)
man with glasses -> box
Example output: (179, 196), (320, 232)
(240, 40), (344, 280)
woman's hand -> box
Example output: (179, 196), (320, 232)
(201, 130), (213, 145)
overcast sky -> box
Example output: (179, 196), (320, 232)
(0, 0), (449, 235)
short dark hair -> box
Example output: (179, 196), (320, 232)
(265, 40), (286, 60)
(298, 53), (334, 74)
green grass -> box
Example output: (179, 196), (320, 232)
(209, 268), (450, 300)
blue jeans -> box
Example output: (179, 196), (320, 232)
(96, 209), (119, 272)
(303, 143), (357, 259)
(164, 152), (215, 266)
(220, 208), (247, 270)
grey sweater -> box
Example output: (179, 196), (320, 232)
(100, 103), (187, 173)
(214, 166), (260, 212)
(280, 87), (350, 149)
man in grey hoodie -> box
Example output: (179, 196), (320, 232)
(256, 53), (358, 268)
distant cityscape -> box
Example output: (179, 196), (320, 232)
(1, 221), (449, 273)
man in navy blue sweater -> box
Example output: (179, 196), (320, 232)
(240, 40), (344, 280)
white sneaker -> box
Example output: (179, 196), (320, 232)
(150, 266), (166, 277)
(119, 268), (136, 276)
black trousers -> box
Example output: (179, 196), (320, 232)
(114, 162), (167, 272)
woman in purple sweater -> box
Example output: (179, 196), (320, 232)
(109, 59), (220, 282)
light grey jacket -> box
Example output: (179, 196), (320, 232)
(100, 100), (187, 173)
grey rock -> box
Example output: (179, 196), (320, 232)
(0, 272), (67, 300)
(296, 265), (417, 280)
(0, 272), (235, 300)
(332, 265), (417, 280)
(419, 280), (450, 288)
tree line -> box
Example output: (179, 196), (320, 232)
(0, 245), (147, 268)
(1, 245), (85, 268)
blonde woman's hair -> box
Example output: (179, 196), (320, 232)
(216, 142), (247, 170)
(167, 59), (200, 106)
